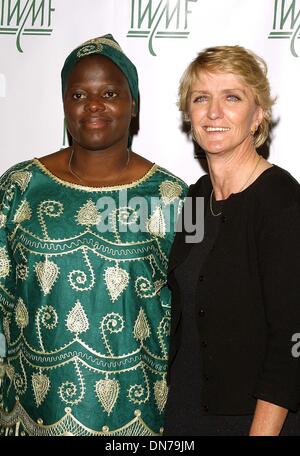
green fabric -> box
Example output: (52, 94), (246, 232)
(0, 159), (187, 436)
(61, 34), (139, 113)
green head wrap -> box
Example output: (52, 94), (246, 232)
(61, 35), (139, 148)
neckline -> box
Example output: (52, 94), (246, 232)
(33, 158), (158, 192)
(212, 164), (276, 202)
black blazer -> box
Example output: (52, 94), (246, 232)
(167, 165), (300, 415)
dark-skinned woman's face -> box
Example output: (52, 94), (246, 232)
(63, 55), (135, 151)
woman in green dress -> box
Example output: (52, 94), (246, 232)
(0, 34), (187, 436)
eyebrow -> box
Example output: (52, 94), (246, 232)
(190, 88), (247, 95)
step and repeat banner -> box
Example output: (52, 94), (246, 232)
(0, 0), (300, 185)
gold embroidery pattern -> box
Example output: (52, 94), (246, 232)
(15, 298), (29, 329)
(0, 213), (7, 229)
(58, 360), (85, 406)
(32, 372), (50, 407)
(67, 247), (95, 292)
(110, 207), (139, 243)
(33, 159), (159, 192)
(133, 308), (151, 342)
(37, 200), (64, 239)
(13, 358), (27, 396)
(35, 306), (58, 352)
(100, 313), (125, 356)
(13, 200), (32, 224)
(16, 264), (29, 281)
(95, 378), (120, 415)
(104, 264), (129, 302)
(78, 37), (123, 56)
(146, 207), (166, 238)
(159, 180), (183, 205)
(154, 379), (168, 413)
(10, 171), (32, 193)
(0, 247), (10, 278)
(0, 402), (161, 436)
(66, 301), (89, 335)
(35, 257), (60, 295)
(77, 42), (103, 58)
(135, 276), (165, 299)
(76, 200), (102, 226)
(157, 311), (171, 357)
(128, 365), (150, 405)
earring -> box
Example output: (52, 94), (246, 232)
(190, 127), (198, 142)
(250, 122), (259, 136)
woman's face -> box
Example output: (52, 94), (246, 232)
(187, 71), (263, 156)
(63, 55), (135, 151)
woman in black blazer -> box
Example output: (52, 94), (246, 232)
(164, 45), (300, 436)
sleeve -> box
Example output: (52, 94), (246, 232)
(253, 203), (300, 411)
(0, 173), (17, 363)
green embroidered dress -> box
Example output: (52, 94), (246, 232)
(0, 159), (187, 436)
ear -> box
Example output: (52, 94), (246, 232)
(131, 99), (137, 118)
(255, 106), (264, 128)
(183, 112), (190, 122)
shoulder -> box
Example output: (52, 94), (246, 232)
(251, 165), (300, 213)
(188, 173), (211, 197)
(0, 160), (35, 189)
(155, 166), (189, 196)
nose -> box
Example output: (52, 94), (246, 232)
(85, 96), (105, 113)
(207, 98), (223, 120)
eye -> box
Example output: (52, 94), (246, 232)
(227, 95), (240, 102)
(193, 95), (208, 103)
(72, 92), (86, 100)
(103, 90), (117, 99)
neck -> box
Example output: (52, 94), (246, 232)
(207, 143), (261, 200)
(69, 144), (130, 185)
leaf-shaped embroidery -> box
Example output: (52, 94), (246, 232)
(154, 379), (168, 413)
(146, 207), (166, 238)
(133, 308), (151, 342)
(0, 247), (10, 278)
(35, 258), (60, 295)
(159, 180), (183, 204)
(32, 372), (50, 406)
(13, 200), (32, 224)
(0, 213), (7, 229)
(66, 301), (89, 334)
(15, 298), (29, 329)
(104, 265), (129, 302)
(95, 378), (120, 415)
(11, 171), (32, 192)
(76, 200), (102, 226)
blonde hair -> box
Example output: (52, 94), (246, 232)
(178, 45), (275, 148)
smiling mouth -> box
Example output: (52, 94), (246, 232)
(83, 117), (112, 128)
(204, 127), (230, 132)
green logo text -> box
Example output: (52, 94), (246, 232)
(0, 0), (55, 52)
(269, 0), (300, 56)
(128, 0), (198, 56)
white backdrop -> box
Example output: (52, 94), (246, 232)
(0, 0), (300, 185)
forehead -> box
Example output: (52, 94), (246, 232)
(192, 70), (250, 93)
(66, 54), (128, 87)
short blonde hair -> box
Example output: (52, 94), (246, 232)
(178, 45), (275, 148)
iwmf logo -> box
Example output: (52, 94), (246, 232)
(0, 0), (55, 52)
(128, 0), (198, 56)
(269, 0), (300, 57)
